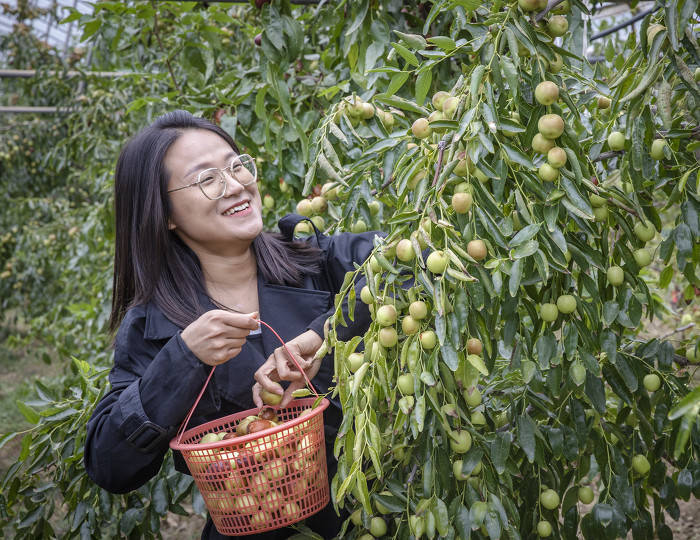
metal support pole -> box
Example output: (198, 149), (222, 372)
(0, 69), (136, 78)
(0, 106), (76, 114)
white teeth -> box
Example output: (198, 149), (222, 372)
(223, 202), (249, 216)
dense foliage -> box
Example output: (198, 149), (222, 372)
(0, 0), (698, 538)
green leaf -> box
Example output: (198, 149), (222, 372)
(501, 143), (534, 169)
(391, 42), (419, 67)
(510, 223), (541, 247)
(585, 372), (606, 414)
(454, 504), (472, 540)
(466, 353), (489, 376)
(452, 0), (480, 11)
(491, 432), (511, 474)
(415, 69), (432, 106)
(427, 36), (456, 51)
(517, 414), (537, 463)
(375, 94), (428, 115)
(668, 386), (700, 420)
(16, 401), (40, 425)
(386, 71), (410, 97)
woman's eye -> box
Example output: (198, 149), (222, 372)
(200, 175), (216, 185)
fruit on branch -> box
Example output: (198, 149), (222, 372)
(467, 337), (483, 355)
(547, 147), (567, 168)
(633, 248), (652, 267)
(454, 152), (473, 177)
(597, 96), (611, 109)
(532, 133), (555, 154)
(360, 285), (374, 305)
(590, 194), (607, 207)
(650, 138), (667, 160)
(606, 266), (624, 287)
(467, 239), (487, 261)
(402, 315), (420, 335)
(409, 300), (428, 320)
(452, 192), (473, 213)
(643, 373), (661, 392)
(426, 250), (449, 273)
(471, 411), (487, 427)
(361, 102), (375, 119)
(578, 486), (594, 504)
(556, 294), (577, 314)
(517, 0), (539, 12)
(254, 33), (262, 46)
(593, 205), (609, 222)
(453, 459), (470, 481)
(432, 91), (450, 110)
(296, 199), (312, 217)
(547, 15), (569, 37)
(411, 118), (432, 139)
(633, 220), (656, 242)
(631, 454), (651, 476)
(442, 96), (459, 119)
(541, 303), (559, 322)
(310, 196), (327, 214)
(398, 373), (415, 395)
(396, 238), (416, 262)
(537, 520), (553, 537)
(607, 131), (626, 151)
(369, 517), (388, 537)
(352, 220), (368, 233)
(263, 194), (274, 209)
(538, 163), (559, 182)
(548, 53), (563, 73)
(463, 386), (482, 407)
(419, 330), (437, 349)
(538, 114), (565, 139)
(540, 489), (560, 510)
(347, 352), (365, 373)
(378, 327), (398, 347)
(449, 429), (472, 453)
(535, 81), (559, 106)
(376, 304), (398, 326)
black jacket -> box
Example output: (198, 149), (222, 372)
(84, 215), (379, 538)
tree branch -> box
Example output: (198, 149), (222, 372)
(592, 150), (624, 162)
(535, 0), (566, 23)
(151, 2), (183, 96)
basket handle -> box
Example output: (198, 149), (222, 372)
(175, 318), (321, 444)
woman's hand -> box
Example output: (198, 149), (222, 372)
(253, 330), (323, 407)
(180, 310), (259, 367)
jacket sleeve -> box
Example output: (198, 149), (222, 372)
(306, 230), (384, 341)
(84, 308), (212, 494)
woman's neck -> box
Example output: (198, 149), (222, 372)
(199, 247), (257, 293)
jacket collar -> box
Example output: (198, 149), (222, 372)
(143, 274), (328, 355)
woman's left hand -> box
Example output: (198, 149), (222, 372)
(253, 330), (324, 407)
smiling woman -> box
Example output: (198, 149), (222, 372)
(84, 110), (379, 539)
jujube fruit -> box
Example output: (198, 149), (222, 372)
(532, 133), (555, 154)
(538, 114), (565, 139)
(376, 304), (397, 326)
(547, 147), (567, 168)
(541, 303), (558, 322)
(452, 192), (473, 213)
(650, 138), (666, 160)
(537, 520), (553, 537)
(540, 489), (560, 510)
(631, 454), (650, 475)
(426, 250), (448, 273)
(607, 131), (625, 151)
(396, 238), (415, 262)
(578, 486), (594, 504)
(556, 294), (576, 314)
(643, 373), (661, 392)
(412, 118), (432, 139)
(535, 81), (559, 105)
(397, 373), (415, 395)
(606, 266), (624, 286)
(467, 337), (483, 355)
(409, 300), (428, 320)
(547, 15), (569, 37)
(539, 163), (559, 182)
(467, 239), (487, 261)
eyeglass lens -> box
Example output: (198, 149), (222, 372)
(199, 155), (257, 199)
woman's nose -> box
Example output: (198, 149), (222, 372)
(222, 170), (245, 194)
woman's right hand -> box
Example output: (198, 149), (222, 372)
(180, 310), (259, 366)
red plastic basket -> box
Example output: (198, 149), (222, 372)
(170, 397), (331, 535)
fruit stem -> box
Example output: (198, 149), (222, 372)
(534, 0), (567, 22)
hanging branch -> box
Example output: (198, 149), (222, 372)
(591, 6), (660, 41)
(151, 1), (183, 96)
(535, 0), (567, 22)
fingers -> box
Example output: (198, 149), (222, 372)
(274, 346), (306, 381)
(253, 360), (285, 395)
(280, 380), (305, 408)
(215, 310), (260, 332)
(251, 382), (263, 408)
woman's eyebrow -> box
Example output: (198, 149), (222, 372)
(183, 151), (238, 178)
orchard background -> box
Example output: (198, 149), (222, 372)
(0, 0), (699, 538)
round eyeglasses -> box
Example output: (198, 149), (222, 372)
(167, 154), (257, 200)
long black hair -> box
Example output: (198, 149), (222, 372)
(110, 110), (321, 332)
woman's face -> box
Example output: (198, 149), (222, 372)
(165, 129), (263, 256)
